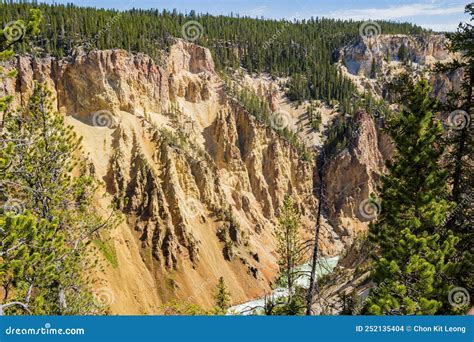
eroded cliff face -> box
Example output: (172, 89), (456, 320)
(339, 34), (463, 102)
(2, 33), (455, 314)
(342, 34), (450, 75)
(323, 112), (387, 245)
(3, 40), (323, 313)
(327, 35), (459, 243)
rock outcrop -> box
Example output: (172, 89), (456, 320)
(339, 34), (463, 102)
(342, 34), (450, 76)
(2, 33), (453, 314)
(323, 112), (386, 245)
(2, 40), (322, 313)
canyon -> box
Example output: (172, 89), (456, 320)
(1, 33), (458, 314)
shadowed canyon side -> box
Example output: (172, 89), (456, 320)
(2, 32), (460, 314)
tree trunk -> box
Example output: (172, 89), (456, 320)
(451, 65), (473, 202)
(305, 152), (326, 315)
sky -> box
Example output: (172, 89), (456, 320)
(42, 0), (470, 32)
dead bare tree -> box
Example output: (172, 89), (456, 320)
(305, 150), (327, 315)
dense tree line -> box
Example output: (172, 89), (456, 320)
(1, 2), (470, 317)
(0, 1), (425, 107)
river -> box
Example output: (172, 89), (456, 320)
(228, 256), (339, 315)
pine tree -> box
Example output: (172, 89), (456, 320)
(307, 102), (322, 132)
(275, 195), (304, 305)
(0, 84), (117, 314)
(0, 213), (93, 315)
(435, 3), (474, 299)
(214, 276), (231, 314)
(1, 9), (42, 183)
(397, 43), (408, 64)
(366, 80), (464, 314)
(370, 57), (377, 79)
(0, 8), (71, 316)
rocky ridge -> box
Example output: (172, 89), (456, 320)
(1, 33), (456, 313)
(339, 34), (463, 102)
(3, 40), (322, 312)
